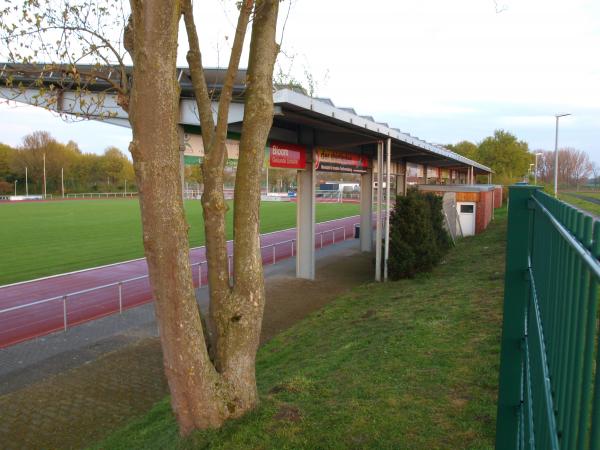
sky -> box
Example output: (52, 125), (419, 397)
(0, 0), (598, 161)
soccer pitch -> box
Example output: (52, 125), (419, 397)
(0, 199), (360, 286)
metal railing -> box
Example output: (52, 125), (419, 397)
(496, 186), (600, 450)
(0, 222), (358, 348)
(64, 192), (138, 199)
(315, 190), (361, 203)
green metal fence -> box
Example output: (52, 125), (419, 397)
(496, 185), (600, 450)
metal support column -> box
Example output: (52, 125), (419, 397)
(495, 185), (540, 449)
(360, 169), (373, 252)
(177, 125), (186, 201)
(296, 148), (315, 279)
(375, 141), (383, 281)
(384, 138), (391, 281)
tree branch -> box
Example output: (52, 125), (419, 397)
(212, 0), (254, 155)
(181, 0), (216, 149)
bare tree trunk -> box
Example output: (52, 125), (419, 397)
(126, 0), (228, 434)
(6, 0), (281, 437)
(126, 0), (280, 435)
(182, 0), (254, 367)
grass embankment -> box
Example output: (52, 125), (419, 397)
(560, 193), (600, 216)
(94, 209), (507, 450)
(0, 200), (359, 285)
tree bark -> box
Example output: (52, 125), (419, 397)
(220, 0), (280, 409)
(182, 0), (254, 367)
(126, 0), (280, 435)
(126, 0), (229, 434)
(7, 0), (282, 437)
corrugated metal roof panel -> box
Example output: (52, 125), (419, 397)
(272, 89), (492, 173)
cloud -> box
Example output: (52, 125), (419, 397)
(1, 0), (599, 161)
(0, 102), (131, 154)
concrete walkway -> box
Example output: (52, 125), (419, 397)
(0, 240), (373, 449)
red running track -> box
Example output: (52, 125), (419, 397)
(0, 215), (361, 349)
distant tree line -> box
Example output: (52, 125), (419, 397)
(447, 129), (596, 188)
(0, 131), (135, 195)
(533, 148), (595, 189)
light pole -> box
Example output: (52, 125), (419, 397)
(43, 152), (47, 198)
(534, 152), (542, 185)
(554, 113), (571, 197)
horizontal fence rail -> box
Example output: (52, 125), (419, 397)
(0, 221), (360, 348)
(496, 186), (600, 450)
(64, 192), (138, 199)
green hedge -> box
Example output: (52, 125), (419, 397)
(388, 189), (451, 279)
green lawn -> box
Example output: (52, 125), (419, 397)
(93, 209), (506, 450)
(560, 193), (600, 216)
(562, 191), (600, 198)
(0, 199), (359, 285)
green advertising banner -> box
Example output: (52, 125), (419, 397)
(183, 128), (284, 169)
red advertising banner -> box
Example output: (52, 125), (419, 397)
(269, 141), (307, 169)
(314, 148), (370, 174)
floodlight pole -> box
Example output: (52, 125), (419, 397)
(266, 166), (269, 195)
(61, 167), (64, 198)
(25, 166), (28, 196)
(554, 113), (571, 197)
(43, 153), (47, 198)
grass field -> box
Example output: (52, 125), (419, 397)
(561, 193), (600, 216)
(0, 199), (359, 286)
(93, 208), (507, 450)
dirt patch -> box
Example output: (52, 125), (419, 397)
(260, 248), (372, 343)
(0, 245), (373, 449)
(361, 309), (376, 319)
(274, 404), (302, 422)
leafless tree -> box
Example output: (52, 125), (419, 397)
(532, 148), (592, 190)
(591, 162), (600, 189)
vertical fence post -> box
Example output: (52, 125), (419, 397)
(198, 263), (202, 288)
(228, 255), (232, 282)
(320, 233), (323, 249)
(291, 240), (295, 256)
(496, 185), (539, 450)
(62, 295), (68, 331)
(272, 246), (276, 264)
(118, 282), (123, 313)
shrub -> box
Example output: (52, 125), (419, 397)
(423, 192), (452, 254)
(388, 189), (451, 279)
